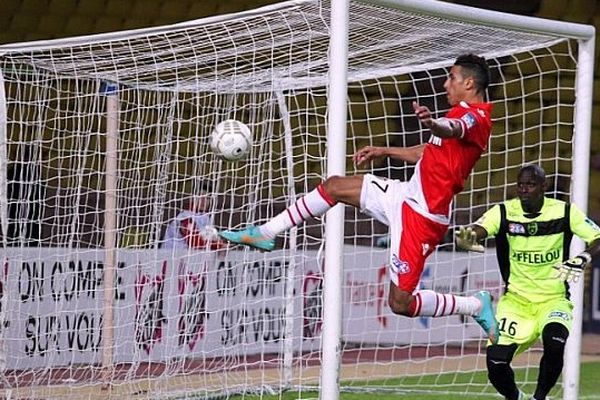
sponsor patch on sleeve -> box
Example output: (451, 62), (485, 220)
(461, 112), (476, 129)
(547, 311), (570, 322)
(585, 217), (600, 231)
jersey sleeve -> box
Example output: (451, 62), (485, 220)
(569, 203), (600, 244)
(463, 112), (489, 149)
(473, 204), (502, 237)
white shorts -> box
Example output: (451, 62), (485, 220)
(360, 174), (448, 291)
(360, 173), (407, 233)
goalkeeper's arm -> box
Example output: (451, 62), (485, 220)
(455, 224), (488, 253)
(554, 238), (600, 283)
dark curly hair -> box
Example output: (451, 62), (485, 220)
(454, 54), (490, 95)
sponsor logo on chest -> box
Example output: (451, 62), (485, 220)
(511, 249), (561, 264)
(508, 222), (539, 235)
(428, 135), (442, 147)
(508, 223), (526, 234)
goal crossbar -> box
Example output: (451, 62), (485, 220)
(0, 0), (592, 94)
(365, 0), (595, 39)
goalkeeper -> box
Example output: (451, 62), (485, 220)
(455, 164), (600, 400)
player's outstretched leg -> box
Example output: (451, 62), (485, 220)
(219, 181), (344, 251)
(473, 290), (499, 344)
(219, 226), (275, 252)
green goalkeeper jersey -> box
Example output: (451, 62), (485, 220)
(474, 197), (600, 303)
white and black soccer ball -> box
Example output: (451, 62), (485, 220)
(209, 119), (253, 162)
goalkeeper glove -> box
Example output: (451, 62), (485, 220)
(455, 226), (484, 253)
(554, 252), (592, 283)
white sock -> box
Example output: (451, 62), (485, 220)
(412, 290), (481, 317)
(260, 183), (336, 238)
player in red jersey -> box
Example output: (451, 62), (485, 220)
(220, 54), (499, 343)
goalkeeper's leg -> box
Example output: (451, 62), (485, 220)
(532, 323), (568, 400)
(486, 344), (521, 400)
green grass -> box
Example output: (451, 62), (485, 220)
(229, 362), (600, 399)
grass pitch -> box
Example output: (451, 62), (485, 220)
(232, 361), (600, 399)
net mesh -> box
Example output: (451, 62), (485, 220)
(0, 0), (582, 398)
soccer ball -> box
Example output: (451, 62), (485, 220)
(210, 119), (253, 161)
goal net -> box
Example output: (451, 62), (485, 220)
(0, 0), (593, 399)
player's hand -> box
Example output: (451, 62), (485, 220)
(455, 226), (484, 253)
(413, 101), (433, 128)
(554, 252), (591, 283)
(353, 146), (388, 166)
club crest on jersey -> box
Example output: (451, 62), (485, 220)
(391, 254), (410, 274)
(461, 112), (476, 129)
(527, 222), (538, 235)
(508, 223), (526, 234)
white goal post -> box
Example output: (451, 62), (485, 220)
(323, 2), (596, 400)
(0, 0), (595, 399)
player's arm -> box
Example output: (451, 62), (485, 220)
(555, 238), (600, 283)
(354, 144), (424, 166)
(555, 205), (600, 282)
(455, 204), (501, 253)
(413, 101), (464, 139)
(181, 217), (227, 250)
(180, 217), (205, 248)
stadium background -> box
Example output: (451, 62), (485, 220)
(1, 0), (599, 334)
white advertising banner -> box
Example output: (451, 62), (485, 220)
(6, 249), (105, 369)
(339, 249), (503, 345)
(1, 246), (503, 369)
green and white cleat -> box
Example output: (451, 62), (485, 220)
(219, 226), (275, 252)
(473, 290), (499, 344)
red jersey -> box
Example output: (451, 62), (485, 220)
(407, 101), (492, 221)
